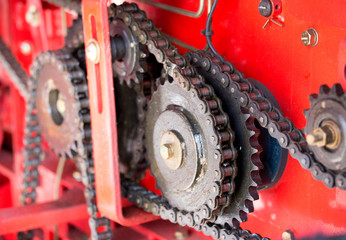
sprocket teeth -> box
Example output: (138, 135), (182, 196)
(308, 93), (319, 105)
(238, 210), (248, 222)
(232, 218), (241, 227)
(244, 199), (254, 213)
(251, 170), (262, 185)
(251, 153), (264, 169)
(250, 137), (262, 153)
(248, 186), (259, 201)
(245, 117), (258, 132)
(331, 83), (344, 96)
(319, 84), (330, 95)
(302, 109), (309, 117)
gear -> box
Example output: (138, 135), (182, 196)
(108, 5), (149, 86)
(22, 18), (113, 240)
(19, 1), (271, 239)
(30, 49), (89, 158)
(145, 71), (237, 224)
(108, 4), (162, 178)
(186, 50), (263, 226)
(304, 84), (346, 189)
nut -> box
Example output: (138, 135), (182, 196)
(301, 28), (318, 46)
(306, 120), (341, 149)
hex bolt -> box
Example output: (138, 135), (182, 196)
(306, 120), (341, 149)
(160, 144), (174, 160)
(301, 28), (318, 46)
(160, 131), (183, 170)
(20, 42), (32, 55)
(25, 5), (40, 27)
(282, 230), (295, 240)
(86, 39), (101, 64)
(258, 0), (273, 17)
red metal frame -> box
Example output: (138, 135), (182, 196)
(0, 0), (345, 239)
(81, 0), (159, 225)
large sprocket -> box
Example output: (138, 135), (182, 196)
(186, 50), (263, 226)
(145, 71), (238, 224)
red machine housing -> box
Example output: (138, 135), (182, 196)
(0, 0), (345, 239)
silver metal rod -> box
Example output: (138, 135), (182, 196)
(135, 0), (205, 18)
(162, 33), (199, 51)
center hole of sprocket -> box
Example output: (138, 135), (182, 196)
(48, 89), (65, 126)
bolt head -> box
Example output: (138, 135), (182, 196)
(160, 131), (183, 170)
(160, 144), (174, 160)
(20, 42), (32, 55)
(258, 0), (272, 17)
(306, 127), (327, 147)
(86, 39), (100, 63)
(301, 28), (318, 46)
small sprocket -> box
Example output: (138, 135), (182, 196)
(304, 83), (346, 189)
(30, 49), (90, 158)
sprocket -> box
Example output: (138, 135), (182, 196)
(304, 83), (346, 189)
(108, 4), (162, 178)
(30, 49), (90, 158)
(108, 5), (150, 87)
(145, 70), (238, 224)
(186, 50), (263, 226)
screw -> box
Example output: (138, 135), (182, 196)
(25, 5), (40, 27)
(258, 0), (272, 17)
(282, 230), (295, 240)
(20, 42), (32, 55)
(86, 39), (100, 64)
(301, 28), (318, 46)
